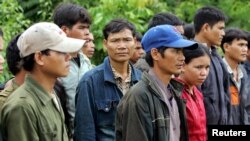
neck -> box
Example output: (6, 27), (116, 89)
(194, 34), (212, 48)
(224, 55), (238, 71)
(152, 66), (172, 85)
(30, 69), (56, 95)
(178, 75), (194, 94)
(110, 59), (129, 79)
(14, 69), (26, 86)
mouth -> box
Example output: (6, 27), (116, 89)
(176, 64), (183, 69)
(117, 53), (128, 56)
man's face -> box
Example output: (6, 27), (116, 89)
(0, 36), (5, 74)
(205, 21), (225, 47)
(65, 22), (90, 40)
(155, 48), (185, 75)
(225, 39), (248, 63)
(82, 33), (95, 59)
(63, 22), (90, 57)
(103, 29), (136, 64)
(130, 40), (144, 64)
(40, 50), (72, 77)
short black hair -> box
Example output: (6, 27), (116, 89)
(184, 24), (195, 40)
(244, 31), (250, 49)
(53, 3), (91, 28)
(148, 12), (184, 29)
(145, 46), (168, 67)
(194, 6), (226, 34)
(221, 28), (247, 52)
(135, 32), (142, 42)
(103, 19), (136, 40)
(6, 33), (22, 75)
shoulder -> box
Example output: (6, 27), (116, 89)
(81, 63), (104, 78)
(124, 80), (149, 105)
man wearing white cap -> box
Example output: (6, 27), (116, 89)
(0, 22), (85, 141)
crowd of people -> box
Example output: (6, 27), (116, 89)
(0, 2), (250, 141)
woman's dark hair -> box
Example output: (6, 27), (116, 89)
(183, 43), (211, 64)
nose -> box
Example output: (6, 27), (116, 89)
(242, 45), (248, 52)
(65, 53), (71, 61)
(200, 68), (209, 76)
(117, 41), (127, 49)
(221, 29), (225, 36)
(179, 51), (185, 62)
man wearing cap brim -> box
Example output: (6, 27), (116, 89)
(0, 22), (85, 141)
(115, 24), (197, 141)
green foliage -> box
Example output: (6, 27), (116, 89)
(82, 0), (170, 64)
(0, 0), (31, 83)
(1, 0), (250, 83)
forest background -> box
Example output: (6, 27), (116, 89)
(0, 0), (250, 83)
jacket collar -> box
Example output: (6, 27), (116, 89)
(142, 72), (184, 99)
(103, 57), (141, 84)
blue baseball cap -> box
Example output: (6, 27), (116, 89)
(142, 24), (197, 52)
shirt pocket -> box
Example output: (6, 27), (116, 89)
(96, 100), (119, 126)
(41, 131), (57, 141)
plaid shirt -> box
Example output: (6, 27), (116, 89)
(111, 65), (132, 95)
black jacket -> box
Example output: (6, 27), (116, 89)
(115, 72), (188, 141)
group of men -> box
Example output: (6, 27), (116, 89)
(0, 2), (250, 141)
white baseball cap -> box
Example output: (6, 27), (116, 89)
(17, 22), (86, 58)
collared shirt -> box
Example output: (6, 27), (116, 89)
(111, 64), (132, 95)
(223, 58), (243, 90)
(1, 75), (68, 141)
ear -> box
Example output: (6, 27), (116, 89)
(34, 51), (45, 66)
(202, 23), (210, 33)
(61, 25), (70, 34)
(151, 48), (160, 61)
(103, 39), (108, 51)
(223, 42), (230, 53)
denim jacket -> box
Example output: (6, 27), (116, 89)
(74, 57), (141, 141)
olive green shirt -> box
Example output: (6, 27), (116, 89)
(0, 79), (19, 111)
(1, 75), (68, 141)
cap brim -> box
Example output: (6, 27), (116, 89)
(166, 39), (198, 49)
(50, 37), (86, 53)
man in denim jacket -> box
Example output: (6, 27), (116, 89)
(74, 19), (141, 141)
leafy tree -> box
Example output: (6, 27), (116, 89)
(1, 0), (250, 83)
(0, 0), (31, 83)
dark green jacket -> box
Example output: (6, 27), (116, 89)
(1, 75), (68, 141)
(115, 72), (188, 141)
